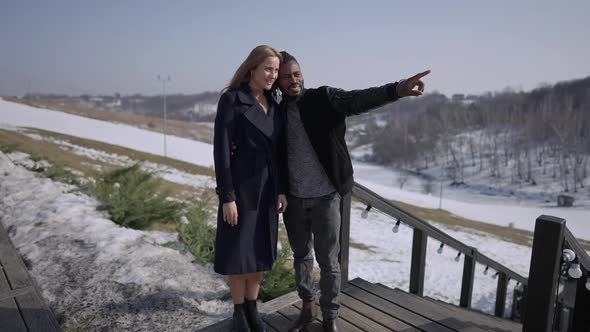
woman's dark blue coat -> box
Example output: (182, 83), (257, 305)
(213, 83), (286, 275)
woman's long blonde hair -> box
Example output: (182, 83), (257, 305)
(224, 45), (282, 92)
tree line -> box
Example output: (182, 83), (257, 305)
(353, 76), (590, 193)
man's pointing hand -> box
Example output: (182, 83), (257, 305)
(398, 70), (431, 97)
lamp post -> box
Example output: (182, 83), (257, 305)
(439, 165), (444, 210)
(157, 75), (171, 157)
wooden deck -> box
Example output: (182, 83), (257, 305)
(200, 278), (522, 332)
(0, 222), (60, 332)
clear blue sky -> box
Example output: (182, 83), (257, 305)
(1, 0), (589, 96)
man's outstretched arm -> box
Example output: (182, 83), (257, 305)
(327, 69), (431, 116)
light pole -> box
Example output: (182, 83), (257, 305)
(157, 75), (171, 157)
(439, 164), (444, 210)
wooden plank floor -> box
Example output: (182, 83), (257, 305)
(200, 278), (522, 332)
(0, 222), (60, 332)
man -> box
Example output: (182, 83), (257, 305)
(277, 51), (429, 332)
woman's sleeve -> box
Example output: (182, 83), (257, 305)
(213, 92), (236, 203)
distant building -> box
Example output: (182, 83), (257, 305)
(192, 103), (217, 116)
(452, 94), (465, 101)
(106, 99), (122, 108)
(452, 93), (477, 106)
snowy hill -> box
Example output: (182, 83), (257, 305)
(346, 76), (590, 221)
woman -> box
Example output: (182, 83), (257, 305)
(213, 45), (288, 332)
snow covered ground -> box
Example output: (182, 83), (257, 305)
(0, 99), (214, 167)
(0, 152), (231, 331)
(1, 98), (589, 328)
(353, 162), (590, 240)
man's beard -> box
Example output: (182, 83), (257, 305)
(284, 80), (304, 99)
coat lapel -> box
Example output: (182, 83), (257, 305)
(237, 85), (274, 138)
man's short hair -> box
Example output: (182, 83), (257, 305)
(280, 51), (298, 64)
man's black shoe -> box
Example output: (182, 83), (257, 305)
(288, 300), (317, 332)
(322, 318), (340, 332)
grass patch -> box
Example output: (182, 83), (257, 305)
(63, 314), (96, 332)
(260, 240), (296, 302)
(0, 128), (213, 201)
(92, 163), (184, 229)
(0, 128), (101, 177)
(45, 164), (81, 186)
(28, 152), (43, 162)
(177, 201), (216, 264)
(387, 198), (536, 247)
(349, 240), (377, 253)
(381, 258), (401, 263)
(377, 198), (590, 251)
(29, 127), (214, 177)
(0, 143), (18, 153)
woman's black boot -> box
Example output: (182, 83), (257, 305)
(244, 299), (267, 332)
(233, 303), (252, 332)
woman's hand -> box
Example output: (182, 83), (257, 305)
(223, 201), (238, 226)
(277, 194), (288, 214)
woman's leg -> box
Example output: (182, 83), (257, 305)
(244, 272), (266, 331)
(228, 274), (248, 304)
(229, 274), (252, 331)
(245, 272), (264, 300)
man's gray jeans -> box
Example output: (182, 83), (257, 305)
(283, 192), (341, 320)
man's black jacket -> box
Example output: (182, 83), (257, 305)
(280, 82), (401, 196)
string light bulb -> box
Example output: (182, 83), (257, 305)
(455, 252), (461, 262)
(483, 266), (489, 275)
(437, 243), (444, 254)
(562, 249), (576, 262)
(568, 259), (583, 279)
(392, 220), (401, 233)
(361, 205), (372, 219)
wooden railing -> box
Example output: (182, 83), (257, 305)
(522, 215), (590, 332)
(339, 182), (528, 319)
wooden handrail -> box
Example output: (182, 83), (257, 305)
(343, 181), (590, 328)
(343, 181), (528, 318)
(351, 182), (528, 284)
(565, 228), (590, 270)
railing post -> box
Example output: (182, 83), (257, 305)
(410, 228), (427, 296)
(511, 284), (526, 322)
(556, 277), (578, 331)
(339, 192), (351, 289)
(460, 248), (476, 308)
(522, 215), (566, 332)
(572, 276), (590, 331)
(495, 272), (508, 317)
